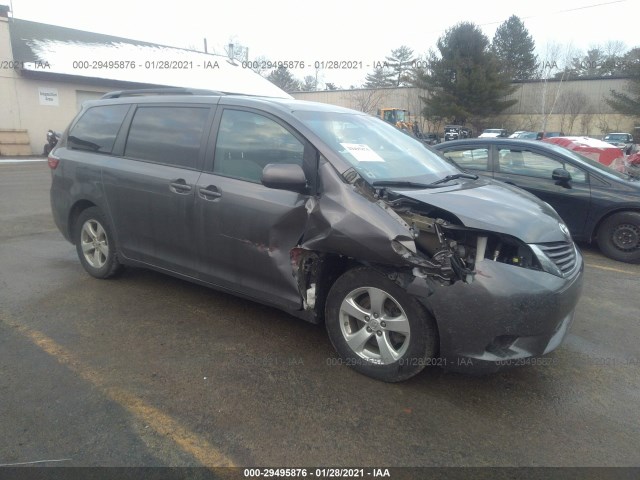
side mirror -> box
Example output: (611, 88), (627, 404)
(261, 163), (308, 192)
(552, 168), (571, 183)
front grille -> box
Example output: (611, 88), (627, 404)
(537, 241), (579, 277)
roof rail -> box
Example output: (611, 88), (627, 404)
(101, 88), (224, 99)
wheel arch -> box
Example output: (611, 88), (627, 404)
(590, 207), (640, 242)
(67, 199), (97, 244)
(298, 253), (441, 354)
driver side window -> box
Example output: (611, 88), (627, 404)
(214, 109), (305, 183)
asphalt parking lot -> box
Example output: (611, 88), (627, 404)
(1, 161), (639, 469)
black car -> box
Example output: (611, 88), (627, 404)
(419, 132), (440, 145)
(434, 138), (640, 263)
(443, 125), (472, 141)
(49, 89), (583, 381)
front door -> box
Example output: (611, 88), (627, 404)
(195, 108), (316, 309)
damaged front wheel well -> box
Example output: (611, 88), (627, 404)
(292, 249), (365, 324)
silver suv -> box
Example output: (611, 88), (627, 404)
(603, 132), (635, 155)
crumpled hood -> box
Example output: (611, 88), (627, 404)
(395, 180), (568, 244)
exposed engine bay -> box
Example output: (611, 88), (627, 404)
(370, 183), (542, 286)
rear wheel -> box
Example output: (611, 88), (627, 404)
(74, 207), (122, 278)
(596, 212), (640, 263)
(325, 267), (437, 382)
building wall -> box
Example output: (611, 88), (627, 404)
(292, 79), (639, 137)
(1, 17), (112, 154)
(0, 16), (22, 131)
(11, 76), (107, 153)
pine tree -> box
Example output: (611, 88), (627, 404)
(300, 75), (318, 92)
(364, 67), (394, 88)
(385, 46), (416, 86)
(413, 22), (517, 125)
(491, 15), (537, 81)
(267, 66), (302, 93)
(606, 48), (640, 116)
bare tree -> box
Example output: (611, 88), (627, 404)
(522, 114), (542, 131)
(558, 91), (588, 134)
(535, 42), (581, 131)
(346, 89), (386, 115)
(595, 113), (611, 135)
(248, 55), (271, 77)
(580, 112), (594, 136)
(603, 40), (627, 57)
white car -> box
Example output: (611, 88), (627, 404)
(479, 128), (508, 138)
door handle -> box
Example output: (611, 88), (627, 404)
(169, 179), (192, 194)
(198, 186), (222, 200)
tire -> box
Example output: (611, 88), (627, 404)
(74, 207), (122, 278)
(325, 267), (437, 382)
(596, 212), (640, 263)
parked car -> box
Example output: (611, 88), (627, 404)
(434, 138), (640, 263)
(443, 125), (472, 141)
(479, 128), (508, 138)
(603, 132), (635, 155)
(49, 89), (583, 382)
(512, 131), (543, 140)
(541, 131), (565, 138)
(420, 132), (440, 145)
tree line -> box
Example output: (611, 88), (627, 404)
(250, 15), (640, 127)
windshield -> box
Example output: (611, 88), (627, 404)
(603, 134), (628, 142)
(544, 143), (632, 180)
(484, 129), (502, 134)
(295, 112), (460, 183)
(445, 126), (459, 133)
(519, 132), (539, 139)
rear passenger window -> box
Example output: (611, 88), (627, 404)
(68, 105), (129, 153)
(214, 110), (304, 183)
(125, 106), (209, 169)
(498, 148), (587, 183)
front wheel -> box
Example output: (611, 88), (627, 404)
(596, 212), (640, 263)
(325, 267), (437, 382)
(74, 207), (122, 278)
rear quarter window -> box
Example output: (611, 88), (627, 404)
(442, 148), (489, 171)
(68, 105), (130, 153)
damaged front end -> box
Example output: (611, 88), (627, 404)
(287, 160), (576, 334)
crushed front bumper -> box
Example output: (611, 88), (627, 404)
(409, 250), (584, 374)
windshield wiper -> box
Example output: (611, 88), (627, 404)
(371, 180), (441, 189)
(429, 172), (479, 185)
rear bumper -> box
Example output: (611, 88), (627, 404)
(50, 176), (72, 243)
(411, 253), (584, 374)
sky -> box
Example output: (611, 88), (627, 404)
(7, 0), (638, 88)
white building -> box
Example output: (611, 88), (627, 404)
(0, 6), (287, 155)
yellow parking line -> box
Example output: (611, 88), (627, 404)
(585, 263), (637, 275)
(2, 314), (235, 467)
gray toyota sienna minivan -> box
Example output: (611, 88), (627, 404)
(50, 88), (584, 382)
